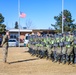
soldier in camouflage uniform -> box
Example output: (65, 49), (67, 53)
(37, 36), (43, 58)
(61, 33), (66, 64)
(48, 37), (55, 61)
(58, 34), (64, 63)
(41, 35), (48, 58)
(65, 33), (74, 64)
(28, 35), (34, 55)
(73, 35), (76, 63)
(31, 35), (37, 56)
(53, 34), (60, 62)
(46, 36), (51, 59)
(1, 31), (9, 63)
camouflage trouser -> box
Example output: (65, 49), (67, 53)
(53, 47), (58, 62)
(66, 47), (74, 63)
(74, 47), (76, 54)
(61, 47), (66, 63)
(37, 46), (40, 57)
(29, 45), (34, 54)
(74, 47), (76, 63)
(47, 47), (52, 59)
(39, 47), (47, 58)
(3, 46), (8, 63)
(32, 45), (36, 55)
(50, 47), (54, 61)
(56, 47), (62, 62)
(34, 46), (38, 56)
(28, 44), (32, 53)
(39, 46), (45, 58)
(36, 46), (39, 57)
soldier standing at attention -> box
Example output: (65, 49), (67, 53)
(65, 33), (74, 64)
(1, 30), (9, 63)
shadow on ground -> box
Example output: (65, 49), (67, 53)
(8, 58), (39, 64)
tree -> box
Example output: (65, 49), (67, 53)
(0, 13), (6, 33)
(25, 19), (32, 29)
(51, 10), (76, 33)
(14, 21), (19, 29)
(25, 19), (36, 29)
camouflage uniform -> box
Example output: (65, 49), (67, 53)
(58, 35), (64, 63)
(38, 38), (43, 58)
(53, 36), (60, 62)
(28, 36), (34, 54)
(65, 34), (74, 64)
(46, 37), (52, 59)
(31, 36), (37, 56)
(61, 35), (66, 64)
(73, 35), (76, 63)
(42, 37), (48, 58)
(1, 35), (8, 63)
(49, 37), (55, 61)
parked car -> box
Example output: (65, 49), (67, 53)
(24, 34), (30, 47)
(8, 39), (19, 47)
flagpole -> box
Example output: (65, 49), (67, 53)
(18, 0), (20, 47)
(62, 0), (64, 33)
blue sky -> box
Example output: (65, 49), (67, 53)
(0, 0), (76, 29)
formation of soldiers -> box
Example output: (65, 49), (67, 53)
(28, 32), (76, 65)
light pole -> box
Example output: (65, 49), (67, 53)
(18, 0), (20, 47)
(62, 0), (64, 33)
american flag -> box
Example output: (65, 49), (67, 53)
(20, 12), (26, 18)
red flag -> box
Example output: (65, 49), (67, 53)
(20, 12), (26, 18)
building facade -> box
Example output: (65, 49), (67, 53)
(9, 29), (56, 43)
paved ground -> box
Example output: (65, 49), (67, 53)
(0, 47), (76, 75)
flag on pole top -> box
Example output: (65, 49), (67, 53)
(20, 12), (26, 18)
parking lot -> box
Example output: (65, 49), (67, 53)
(0, 47), (76, 75)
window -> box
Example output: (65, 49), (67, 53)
(8, 40), (16, 42)
(14, 36), (16, 38)
(10, 35), (13, 38)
